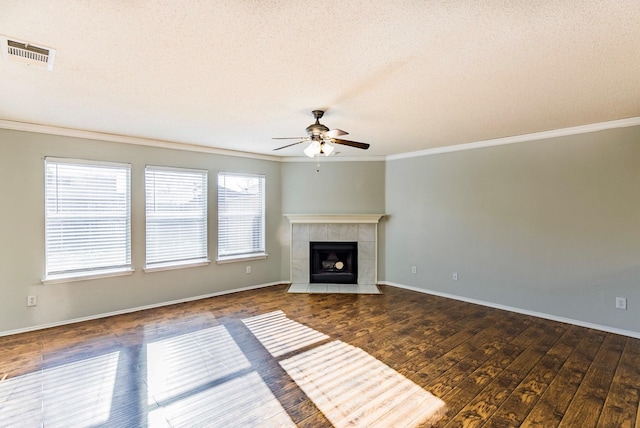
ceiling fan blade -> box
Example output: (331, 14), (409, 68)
(325, 129), (348, 138)
(331, 139), (370, 150)
(272, 136), (307, 140)
(273, 140), (307, 151)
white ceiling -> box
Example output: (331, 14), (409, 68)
(1, 1), (639, 159)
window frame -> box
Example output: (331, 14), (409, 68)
(43, 157), (133, 284)
(144, 165), (210, 272)
(217, 172), (267, 263)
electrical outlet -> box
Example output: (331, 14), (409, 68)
(411, 266), (417, 274)
(27, 295), (37, 307)
(246, 266), (252, 274)
(615, 297), (627, 310)
(452, 272), (458, 281)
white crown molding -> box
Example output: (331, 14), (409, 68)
(2, 116), (639, 163)
(285, 214), (385, 224)
(0, 119), (281, 161)
(386, 116), (640, 161)
(0, 119), (385, 162)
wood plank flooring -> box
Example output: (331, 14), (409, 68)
(1, 284), (639, 427)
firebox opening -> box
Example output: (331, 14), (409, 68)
(310, 241), (357, 284)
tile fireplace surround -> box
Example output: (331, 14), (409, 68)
(285, 214), (384, 292)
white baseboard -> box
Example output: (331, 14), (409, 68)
(6, 280), (637, 340)
(0, 281), (286, 338)
(379, 281), (640, 339)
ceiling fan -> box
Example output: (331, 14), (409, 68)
(273, 110), (370, 157)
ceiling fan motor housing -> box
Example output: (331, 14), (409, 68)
(306, 110), (329, 138)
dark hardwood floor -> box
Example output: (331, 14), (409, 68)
(1, 284), (639, 427)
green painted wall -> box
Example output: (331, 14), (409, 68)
(0, 129), (282, 333)
(384, 126), (640, 333)
(281, 161), (385, 214)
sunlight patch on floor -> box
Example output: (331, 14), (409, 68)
(0, 370), (43, 426)
(242, 310), (329, 357)
(3, 310), (444, 427)
(0, 352), (120, 427)
(146, 325), (251, 404)
(145, 324), (295, 426)
(150, 371), (296, 427)
(281, 341), (446, 427)
(243, 311), (446, 427)
(43, 352), (121, 426)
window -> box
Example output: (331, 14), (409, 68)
(145, 166), (208, 270)
(217, 172), (266, 260)
(44, 158), (132, 281)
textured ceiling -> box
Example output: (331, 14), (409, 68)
(1, 1), (639, 158)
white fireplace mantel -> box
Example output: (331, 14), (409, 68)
(284, 214), (385, 224)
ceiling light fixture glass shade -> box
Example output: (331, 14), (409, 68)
(321, 141), (334, 156)
(304, 140), (321, 158)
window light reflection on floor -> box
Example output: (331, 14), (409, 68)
(2, 312), (444, 427)
(242, 310), (330, 357)
(281, 341), (446, 427)
(244, 312), (446, 428)
(0, 370), (45, 426)
(149, 371), (295, 427)
(146, 325), (251, 404)
(0, 352), (120, 427)
(145, 324), (295, 427)
(43, 352), (121, 426)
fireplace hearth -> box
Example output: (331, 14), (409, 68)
(310, 241), (357, 284)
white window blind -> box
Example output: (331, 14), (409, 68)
(145, 166), (208, 268)
(217, 172), (265, 259)
(45, 158), (131, 279)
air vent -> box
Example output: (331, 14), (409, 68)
(1, 36), (56, 70)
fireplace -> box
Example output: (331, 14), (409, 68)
(286, 214), (384, 286)
(310, 241), (358, 284)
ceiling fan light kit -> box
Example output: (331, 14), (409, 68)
(303, 140), (321, 157)
(273, 110), (370, 157)
(303, 138), (335, 158)
(321, 141), (334, 156)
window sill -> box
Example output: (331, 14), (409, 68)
(144, 260), (211, 273)
(42, 268), (135, 285)
(216, 253), (269, 264)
